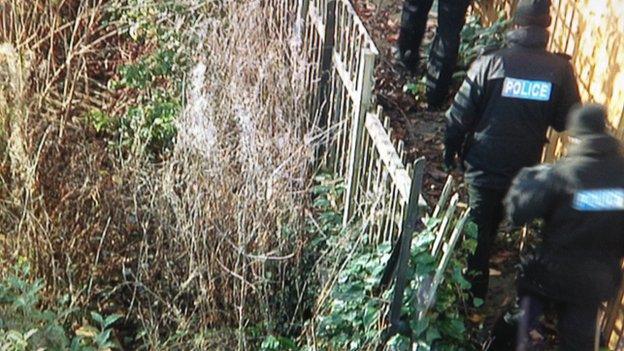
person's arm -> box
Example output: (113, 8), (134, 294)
(552, 62), (581, 132)
(444, 55), (490, 169)
(505, 164), (560, 226)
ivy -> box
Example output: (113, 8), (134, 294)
(456, 13), (512, 79)
(314, 217), (480, 350)
(0, 260), (120, 351)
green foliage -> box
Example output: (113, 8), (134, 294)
(315, 243), (390, 351)
(457, 13), (512, 77)
(309, 173), (345, 237)
(260, 335), (298, 351)
(403, 77), (428, 102)
(314, 218), (480, 350)
(90, 0), (198, 154)
(0, 260), (120, 351)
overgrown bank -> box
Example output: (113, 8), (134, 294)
(1, 0), (315, 349)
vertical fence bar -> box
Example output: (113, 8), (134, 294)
(315, 0), (336, 128)
(384, 157), (425, 338)
(298, 0), (309, 29)
(342, 48), (376, 225)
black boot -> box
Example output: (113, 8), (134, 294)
(397, 0), (434, 73)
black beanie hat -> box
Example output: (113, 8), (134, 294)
(568, 104), (607, 137)
(514, 0), (552, 27)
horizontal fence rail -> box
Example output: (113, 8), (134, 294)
(356, 107), (416, 246)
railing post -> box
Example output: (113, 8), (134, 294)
(378, 157), (426, 342)
(343, 48), (376, 225)
(315, 0), (336, 128)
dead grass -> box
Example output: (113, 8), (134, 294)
(0, 0), (315, 349)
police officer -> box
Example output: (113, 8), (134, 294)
(443, 0), (581, 299)
(505, 105), (624, 350)
(397, 0), (471, 108)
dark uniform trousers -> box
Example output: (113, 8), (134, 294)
(516, 294), (598, 351)
(503, 134), (624, 350)
(399, 0), (471, 106)
(466, 185), (507, 299)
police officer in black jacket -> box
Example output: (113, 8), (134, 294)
(397, 0), (471, 108)
(444, 0), (581, 299)
(505, 105), (624, 350)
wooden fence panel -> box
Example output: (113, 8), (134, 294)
(316, 0), (381, 223)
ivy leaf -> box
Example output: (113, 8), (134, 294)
(412, 316), (430, 336)
(362, 302), (379, 330)
(464, 221), (478, 239)
(473, 297), (485, 308)
(452, 267), (471, 290)
(90, 311), (105, 328)
(426, 327), (441, 342)
(104, 314), (122, 329)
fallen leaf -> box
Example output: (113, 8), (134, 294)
(489, 268), (502, 276)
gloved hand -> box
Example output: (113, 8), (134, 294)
(443, 147), (457, 172)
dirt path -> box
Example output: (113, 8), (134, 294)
(351, 0), (532, 346)
(351, 0), (451, 206)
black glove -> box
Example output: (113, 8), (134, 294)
(443, 147), (457, 172)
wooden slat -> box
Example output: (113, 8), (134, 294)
(432, 176), (454, 219)
(342, 48), (375, 223)
(364, 112), (413, 204)
(332, 51), (360, 101)
(431, 194), (459, 258)
(419, 209), (471, 320)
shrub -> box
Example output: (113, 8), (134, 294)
(0, 261), (119, 351)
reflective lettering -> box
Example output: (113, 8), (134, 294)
(501, 77), (553, 101)
(573, 189), (624, 211)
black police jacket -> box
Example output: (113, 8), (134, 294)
(445, 26), (581, 189)
(505, 134), (624, 303)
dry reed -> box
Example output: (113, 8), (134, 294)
(0, 0), (315, 349)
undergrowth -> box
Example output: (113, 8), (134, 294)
(1, 0), (314, 349)
(312, 213), (480, 350)
(259, 174), (480, 351)
(0, 260), (119, 351)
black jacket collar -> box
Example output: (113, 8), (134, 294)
(568, 134), (622, 158)
(507, 26), (550, 49)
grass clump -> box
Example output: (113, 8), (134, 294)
(1, 0), (315, 349)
